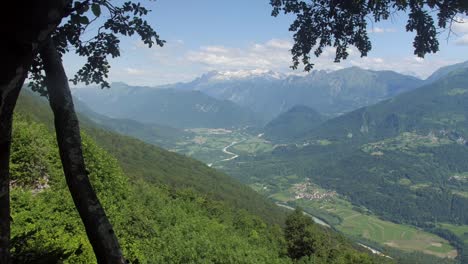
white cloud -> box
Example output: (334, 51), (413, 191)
(452, 17), (468, 34)
(369, 27), (397, 33)
(455, 34), (468, 46)
(201, 46), (231, 53)
(347, 53), (460, 78)
(265, 39), (293, 49)
(451, 16), (468, 46)
(98, 37), (464, 86)
(106, 39), (202, 86)
(370, 27), (385, 33)
(124, 67), (147, 75)
(184, 40), (461, 79)
(186, 40), (293, 71)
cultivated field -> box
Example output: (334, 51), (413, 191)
(288, 196), (457, 259)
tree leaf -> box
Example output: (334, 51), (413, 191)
(79, 16), (90, 25)
(92, 4), (101, 17)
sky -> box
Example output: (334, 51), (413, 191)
(63, 0), (468, 86)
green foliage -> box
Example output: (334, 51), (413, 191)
(11, 89), (387, 263)
(29, 0), (165, 93)
(271, 0), (468, 71)
(9, 114), (290, 263)
(17, 89), (287, 226)
(10, 116), (58, 187)
(222, 67), (468, 261)
(230, 69), (468, 226)
(284, 208), (384, 264)
(285, 208), (324, 259)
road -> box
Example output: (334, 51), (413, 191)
(208, 140), (245, 167)
(220, 140), (243, 161)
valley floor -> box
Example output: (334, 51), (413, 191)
(169, 128), (460, 261)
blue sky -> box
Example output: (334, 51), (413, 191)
(63, 0), (468, 86)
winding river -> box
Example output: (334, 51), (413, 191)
(275, 202), (330, 228)
(275, 202), (390, 258)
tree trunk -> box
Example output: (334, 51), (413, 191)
(1, 2), (71, 262)
(40, 38), (126, 264)
(0, 71), (25, 264)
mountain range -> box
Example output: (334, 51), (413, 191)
(72, 82), (260, 129)
(73, 67), (426, 129)
(170, 67), (424, 120)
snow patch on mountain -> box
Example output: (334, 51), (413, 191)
(202, 69), (286, 81)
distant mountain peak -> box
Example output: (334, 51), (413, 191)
(426, 60), (468, 83)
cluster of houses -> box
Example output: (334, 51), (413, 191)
(292, 179), (336, 201)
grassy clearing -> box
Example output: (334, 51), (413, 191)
(172, 128), (275, 165)
(446, 88), (468, 96)
(285, 197), (457, 259)
(439, 223), (468, 239)
(269, 191), (293, 202)
(173, 129), (249, 163)
(232, 136), (274, 154)
(362, 132), (454, 155)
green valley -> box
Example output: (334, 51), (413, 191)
(6, 1), (468, 263)
(162, 67), (468, 263)
(87, 110), (462, 262)
(13, 66), (468, 263)
(10, 90), (390, 263)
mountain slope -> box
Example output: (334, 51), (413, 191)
(10, 111), (291, 263)
(425, 60), (468, 84)
(222, 68), (468, 263)
(16, 89), (285, 225)
(272, 69), (468, 226)
(301, 68), (468, 143)
(173, 67), (423, 120)
(72, 82), (260, 128)
(74, 98), (190, 149)
(11, 89), (387, 263)
(263, 105), (324, 141)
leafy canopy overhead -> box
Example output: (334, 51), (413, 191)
(29, 0), (165, 94)
(271, 0), (468, 71)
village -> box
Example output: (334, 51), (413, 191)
(292, 179), (336, 201)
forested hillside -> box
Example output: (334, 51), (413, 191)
(74, 97), (190, 149)
(16, 89), (286, 225)
(72, 82), (261, 128)
(264, 105), (324, 142)
(222, 68), (468, 263)
(10, 90), (387, 263)
(10, 113), (289, 263)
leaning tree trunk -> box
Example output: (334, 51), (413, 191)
(40, 38), (126, 264)
(1, 1), (71, 261)
(0, 72), (25, 264)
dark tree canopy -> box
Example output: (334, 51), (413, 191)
(29, 0), (165, 94)
(271, 0), (468, 71)
(284, 208), (326, 260)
